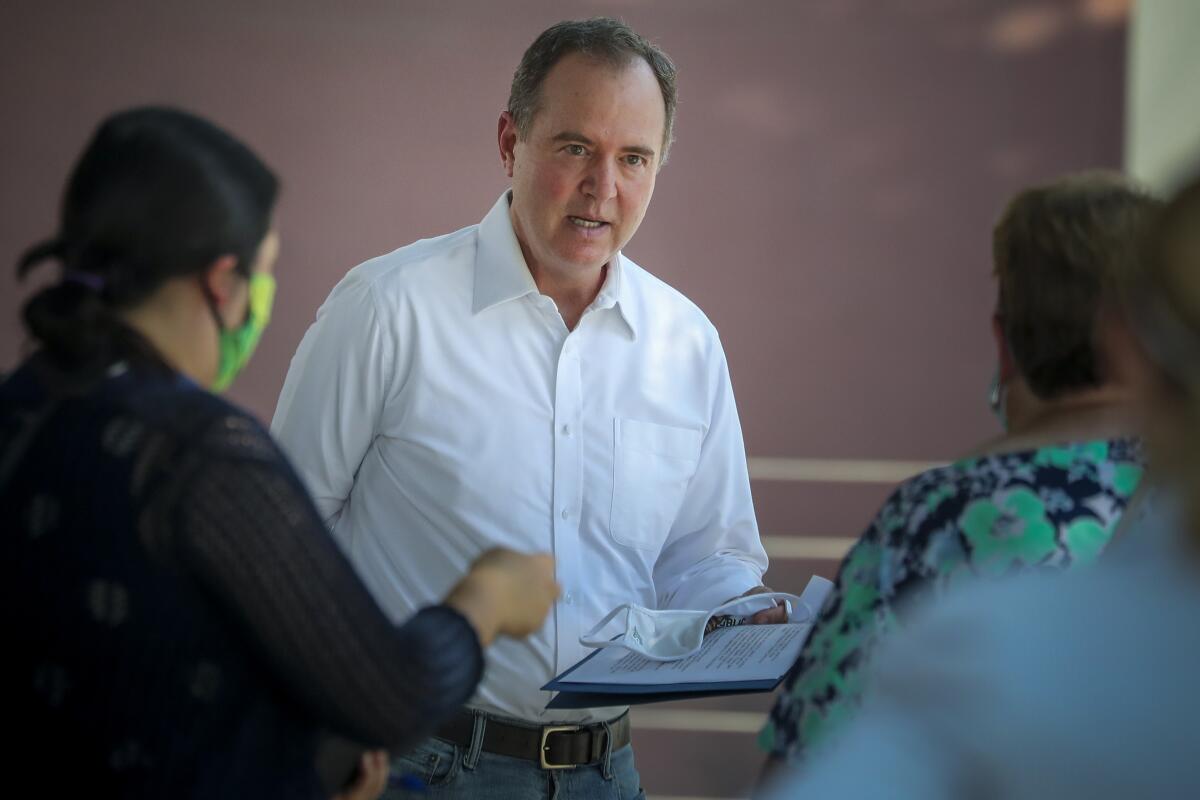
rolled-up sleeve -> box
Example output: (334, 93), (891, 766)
(653, 338), (767, 611)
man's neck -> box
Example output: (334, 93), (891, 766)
(527, 260), (608, 332)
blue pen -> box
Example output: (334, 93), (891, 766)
(387, 771), (428, 792)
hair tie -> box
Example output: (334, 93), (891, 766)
(62, 270), (106, 292)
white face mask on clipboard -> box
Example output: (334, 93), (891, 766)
(578, 587), (826, 662)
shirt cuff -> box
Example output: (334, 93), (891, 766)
(662, 563), (763, 611)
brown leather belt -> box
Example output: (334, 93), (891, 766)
(435, 710), (631, 769)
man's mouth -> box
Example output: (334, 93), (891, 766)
(568, 216), (608, 230)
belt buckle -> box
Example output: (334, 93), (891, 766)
(539, 725), (581, 770)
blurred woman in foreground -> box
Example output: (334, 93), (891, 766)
(768, 171), (1200, 799)
(759, 172), (1161, 780)
(0, 107), (558, 799)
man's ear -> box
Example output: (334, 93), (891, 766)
(201, 255), (240, 307)
(498, 111), (519, 178)
(992, 313), (1017, 382)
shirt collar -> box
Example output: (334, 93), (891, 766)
(473, 192), (539, 314)
(590, 253), (639, 340)
(472, 191), (639, 340)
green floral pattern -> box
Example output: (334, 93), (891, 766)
(760, 438), (1143, 761)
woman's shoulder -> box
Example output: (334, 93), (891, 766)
(867, 437), (1142, 555)
(854, 463), (977, 582)
(102, 364), (278, 461)
(929, 437), (1141, 495)
(956, 437), (1143, 474)
(951, 437), (1143, 500)
(944, 438), (1143, 566)
(871, 461), (972, 535)
(0, 357), (242, 443)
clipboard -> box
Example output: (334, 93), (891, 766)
(541, 625), (808, 709)
(541, 576), (832, 710)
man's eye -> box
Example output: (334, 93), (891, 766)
(625, 155), (646, 167)
(566, 144), (586, 156)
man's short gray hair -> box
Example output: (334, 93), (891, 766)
(507, 18), (678, 164)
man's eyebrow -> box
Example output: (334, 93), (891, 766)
(552, 131), (596, 146)
(624, 144), (657, 158)
(551, 131), (657, 159)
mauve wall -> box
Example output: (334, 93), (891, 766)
(0, 1), (1126, 797)
(0, 0), (1126, 461)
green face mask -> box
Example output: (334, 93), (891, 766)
(212, 273), (276, 392)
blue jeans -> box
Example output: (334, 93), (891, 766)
(382, 713), (645, 800)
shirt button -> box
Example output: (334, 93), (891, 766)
(561, 424), (571, 436)
(561, 508), (570, 520)
(563, 592), (575, 605)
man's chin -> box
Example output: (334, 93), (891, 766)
(553, 247), (616, 274)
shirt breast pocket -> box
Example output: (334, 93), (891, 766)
(610, 418), (703, 552)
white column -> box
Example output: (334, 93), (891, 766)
(1125, 0), (1200, 193)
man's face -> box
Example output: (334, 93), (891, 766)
(500, 52), (666, 280)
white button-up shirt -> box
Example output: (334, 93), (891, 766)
(272, 193), (767, 723)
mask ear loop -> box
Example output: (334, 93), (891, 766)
(199, 278), (229, 334)
(200, 263), (257, 333)
(579, 604), (634, 648)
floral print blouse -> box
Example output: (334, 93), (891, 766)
(759, 439), (1144, 763)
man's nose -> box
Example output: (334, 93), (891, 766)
(581, 158), (618, 204)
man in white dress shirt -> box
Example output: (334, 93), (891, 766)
(273, 18), (778, 798)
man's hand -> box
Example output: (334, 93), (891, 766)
(741, 584), (789, 624)
(705, 585), (787, 633)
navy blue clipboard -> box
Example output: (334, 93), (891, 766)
(541, 645), (787, 709)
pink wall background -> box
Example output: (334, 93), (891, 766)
(0, 0), (1125, 463)
(0, 1), (1126, 795)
